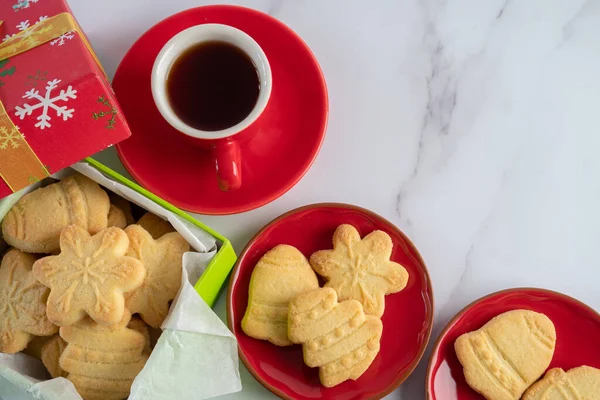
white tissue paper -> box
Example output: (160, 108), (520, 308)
(0, 162), (242, 400)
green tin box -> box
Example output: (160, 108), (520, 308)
(0, 157), (242, 400)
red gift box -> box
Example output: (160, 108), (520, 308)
(0, 0), (131, 199)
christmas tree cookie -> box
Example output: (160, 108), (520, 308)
(288, 288), (383, 387)
(59, 310), (149, 400)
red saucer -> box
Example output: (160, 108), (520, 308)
(227, 203), (434, 400)
(426, 288), (600, 399)
(112, 5), (328, 215)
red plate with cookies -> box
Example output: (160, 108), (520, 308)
(227, 203), (434, 399)
(426, 288), (600, 399)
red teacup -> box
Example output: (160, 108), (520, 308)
(151, 23), (272, 191)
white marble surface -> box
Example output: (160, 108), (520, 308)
(69, 0), (600, 398)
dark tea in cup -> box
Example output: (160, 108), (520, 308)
(166, 41), (260, 132)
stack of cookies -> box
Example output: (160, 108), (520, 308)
(0, 173), (190, 400)
(242, 224), (410, 387)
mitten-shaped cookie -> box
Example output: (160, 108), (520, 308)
(33, 225), (146, 326)
(288, 288), (383, 387)
(124, 225), (189, 328)
(0, 249), (57, 353)
(242, 245), (319, 346)
(310, 225), (409, 317)
(59, 310), (149, 400)
(2, 174), (110, 253)
(455, 309), (556, 400)
(523, 366), (600, 400)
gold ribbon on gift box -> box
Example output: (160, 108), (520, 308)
(0, 13), (103, 193)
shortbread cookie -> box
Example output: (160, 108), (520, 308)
(242, 245), (319, 346)
(2, 174), (110, 253)
(109, 195), (135, 226)
(523, 366), (600, 399)
(128, 316), (152, 354)
(137, 212), (175, 239)
(288, 287), (383, 387)
(59, 310), (148, 400)
(41, 334), (68, 378)
(32, 225), (146, 326)
(0, 249), (57, 353)
(107, 205), (127, 229)
(310, 225), (409, 317)
(455, 309), (556, 400)
(124, 225), (189, 328)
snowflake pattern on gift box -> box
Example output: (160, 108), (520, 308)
(0, 126), (24, 150)
(12, 0), (40, 12)
(50, 31), (75, 46)
(14, 79), (77, 130)
(1, 16), (48, 43)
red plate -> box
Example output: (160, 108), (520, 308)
(227, 203), (434, 399)
(426, 288), (600, 399)
(113, 5), (328, 215)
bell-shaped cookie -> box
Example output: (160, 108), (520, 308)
(455, 309), (556, 400)
(2, 174), (109, 253)
(242, 245), (319, 346)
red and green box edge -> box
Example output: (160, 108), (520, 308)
(84, 157), (236, 308)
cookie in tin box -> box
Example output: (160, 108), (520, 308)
(2, 174), (110, 254)
(59, 310), (149, 400)
(32, 225), (146, 326)
(0, 249), (57, 353)
(124, 224), (190, 328)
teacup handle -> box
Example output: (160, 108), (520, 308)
(212, 141), (242, 191)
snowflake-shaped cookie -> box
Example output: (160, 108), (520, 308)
(0, 249), (57, 353)
(124, 225), (189, 328)
(310, 224), (409, 317)
(33, 225), (146, 326)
